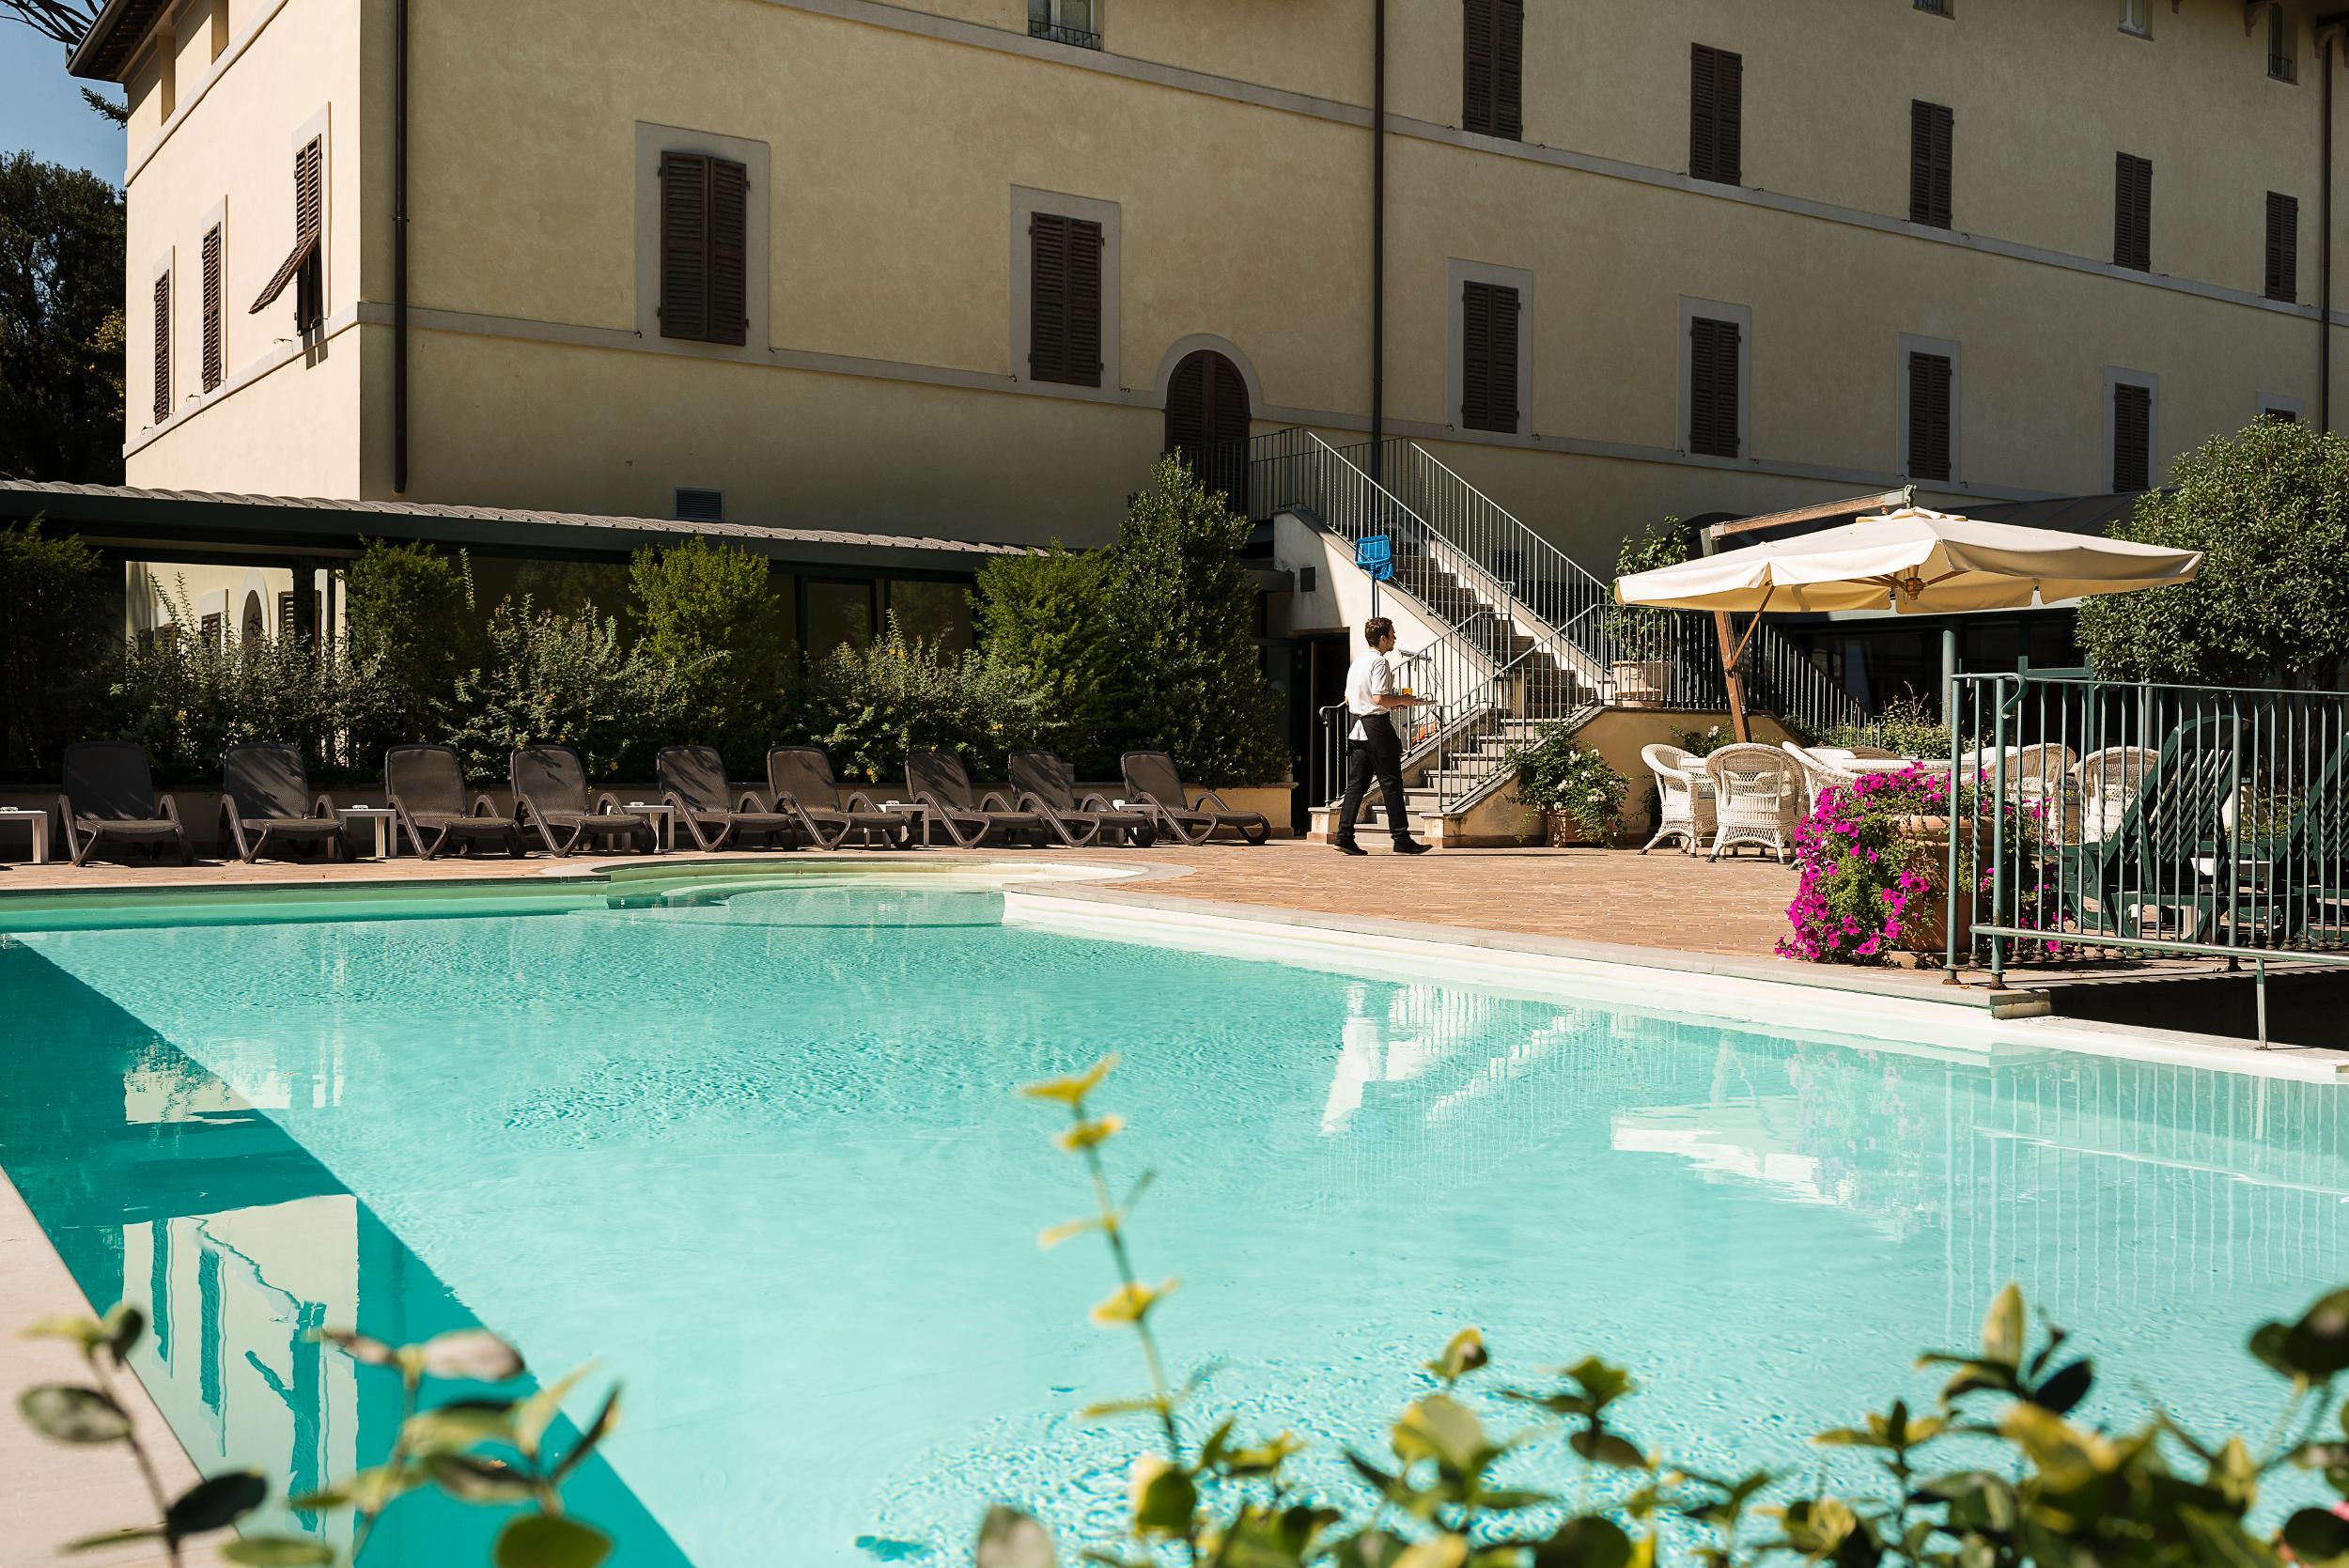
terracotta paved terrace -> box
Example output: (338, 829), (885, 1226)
(0, 841), (1803, 959)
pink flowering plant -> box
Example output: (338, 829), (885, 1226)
(1779, 765), (2046, 965)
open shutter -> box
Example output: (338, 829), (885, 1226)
(1910, 101), (1952, 227)
(1689, 317), (1740, 458)
(1689, 45), (1716, 179)
(708, 157), (749, 347)
(1462, 0), (1495, 134)
(2267, 192), (2299, 303)
(1907, 352), (1952, 482)
(1691, 46), (1741, 183)
(660, 151), (711, 342)
(251, 139), (324, 316)
(1494, 0), (1523, 139)
(2113, 383), (2151, 493)
(201, 225), (223, 392)
(152, 271), (171, 425)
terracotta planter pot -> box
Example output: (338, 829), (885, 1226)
(1890, 828), (1971, 954)
(1544, 808), (1587, 848)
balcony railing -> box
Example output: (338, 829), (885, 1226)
(1028, 19), (1101, 48)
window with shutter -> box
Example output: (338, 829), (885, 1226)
(1906, 352), (1952, 482)
(2113, 153), (2152, 272)
(2112, 382), (2152, 492)
(2266, 192), (2299, 303)
(674, 487), (725, 522)
(201, 225), (223, 392)
(1460, 282), (1520, 433)
(1688, 316), (1740, 458)
(152, 270), (171, 425)
(1461, 0), (1522, 140)
(1028, 211), (1104, 387)
(277, 591), (295, 633)
(251, 137), (322, 321)
(1909, 101), (1952, 228)
(659, 151), (751, 347)
(1689, 45), (1742, 185)
(1164, 349), (1252, 509)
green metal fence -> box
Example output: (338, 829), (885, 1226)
(1946, 670), (2349, 1040)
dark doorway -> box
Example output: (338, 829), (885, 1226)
(1165, 349), (1251, 515)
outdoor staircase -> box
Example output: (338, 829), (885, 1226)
(1248, 427), (1868, 844)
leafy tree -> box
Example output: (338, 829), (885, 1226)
(445, 598), (675, 782)
(973, 544), (1117, 776)
(2077, 418), (2349, 687)
(801, 613), (1052, 785)
(0, 4), (125, 121)
(0, 518), (114, 780)
(629, 537), (792, 775)
(345, 539), (474, 755)
(1, 152), (125, 481)
(1102, 458), (1287, 786)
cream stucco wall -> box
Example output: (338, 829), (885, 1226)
(107, 0), (2349, 573)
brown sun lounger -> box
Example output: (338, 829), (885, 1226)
(58, 740), (193, 866)
(906, 748), (1050, 848)
(658, 746), (800, 851)
(511, 746), (658, 857)
(384, 744), (524, 860)
(766, 746), (912, 849)
(220, 743), (347, 863)
(1120, 751), (1270, 846)
(1009, 751), (1155, 846)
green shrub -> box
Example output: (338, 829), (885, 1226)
(1501, 721), (1626, 843)
(443, 598), (678, 783)
(0, 519), (115, 781)
(1818, 691), (1958, 759)
(800, 613), (1052, 786)
(1009, 1056), (2349, 1568)
(630, 537), (792, 775)
(345, 539), (474, 754)
(973, 544), (1118, 777)
(2077, 417), (2349, 687)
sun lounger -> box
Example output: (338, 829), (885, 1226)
(906, 749), (1048, 848)
(1009, 752), (1155, 846)
(1118, 751), (1270, 846)
(766, 747), (912, 849)
(511, 746), (658, 856)
(58, 740), (193, 866)
(657, 746), (800, 851)
(219, 743), (347, 862)
(2054, 716), (2238, 941)
(385, 745), (523, 860)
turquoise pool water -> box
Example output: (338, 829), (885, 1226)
(2, 873), (2345, 1564)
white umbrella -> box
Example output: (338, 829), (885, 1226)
(1612, 505), (2202, 737)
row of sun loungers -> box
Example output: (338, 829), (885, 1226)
(41, 739), (1270, 866)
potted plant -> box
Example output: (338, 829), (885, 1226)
(1602, 518), (1688, 708)
(1501, 721), (1627, 846)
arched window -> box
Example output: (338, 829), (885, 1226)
(241, 592), (265, 644)
(1164, 349), (1251, 515)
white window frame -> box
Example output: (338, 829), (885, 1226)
(2104, 365), (2160, 492)
(1677, 295), (1751, 461)
(1028, 0), (1099, 39)
(1009, 185), (1123, 399)
(633, 121), (772, 363)
(1897, 333), (1962, 485)
(1447, 256), (1533, 439)
(2120, 0), (2149, 37)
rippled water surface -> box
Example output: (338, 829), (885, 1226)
(3, 877), (2345, 1565)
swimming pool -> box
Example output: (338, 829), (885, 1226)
(2, 869), (2343, 1564)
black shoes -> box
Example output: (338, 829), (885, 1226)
(1332, 839), (1368, 856)
(1394, 839), (1433, 856)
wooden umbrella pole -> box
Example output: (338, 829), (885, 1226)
(1712, 610), (1751, 742)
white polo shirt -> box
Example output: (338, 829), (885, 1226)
(1345, 650), (1395, 740)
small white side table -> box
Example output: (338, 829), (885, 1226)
(623, 803), (677, 852)
(876, 801), (934, 846)
(0, 807), (51, 864)
(336, 806), (399, 860)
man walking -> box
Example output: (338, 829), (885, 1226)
(1333, 616), (1432, 856)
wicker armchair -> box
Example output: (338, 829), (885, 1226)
(1781, 742), (1858, 817)
(1638, 743), (1716, 855)
(1704, 744), (1803, 862)
(2075, 746), (2159, 843)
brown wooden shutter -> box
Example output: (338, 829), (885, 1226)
(1909, 101), (1952, 228)
(660, 151), (711, 342)
(1463, 0), (1495, 134)
(2114, 153), (2152, 272)
(152, 271), (171, 425)
(1495, 0), (1522, 139)
(1165, 350), (1252, 506)
(2267, 191), (2299, 303)
(251, 138), (323, 317)
(2112, 382), (2152, 493)
(201, 225), (223, 392)
(708, 157), (749, 347)
(1166, 351), (1208, 456)
(1460, 282), (1519, 433)
(1688, 316), (1740, 458)
(1028, 212), (1102, 387)
(1691, 45), (1742, 184)
(1907, 352), (1952, 482)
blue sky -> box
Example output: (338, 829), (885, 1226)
(2, 19), (124, 179)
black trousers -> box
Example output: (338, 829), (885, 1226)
(1336, 711), (1411, 845)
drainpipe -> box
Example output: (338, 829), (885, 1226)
(394, 0), (411, 490)
(2325, 27), (2336, 432)
(1369, 0), (1385, 482)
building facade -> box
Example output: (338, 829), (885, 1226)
(74, 0), (2345, 569)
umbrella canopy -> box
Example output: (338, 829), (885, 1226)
(1614, 506), (2202, 614)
